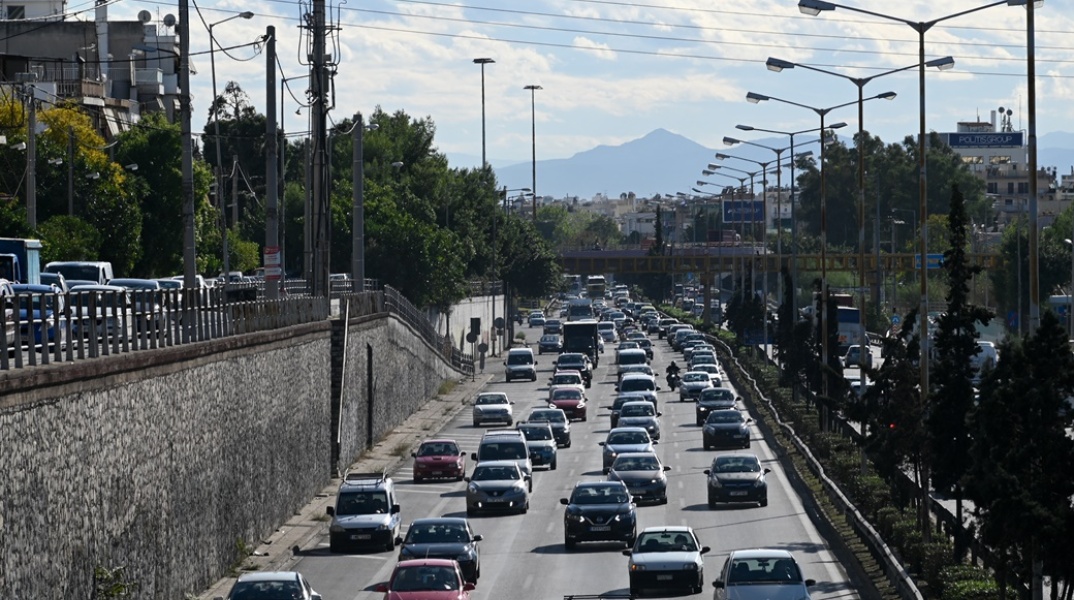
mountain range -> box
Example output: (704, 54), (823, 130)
(446, 129), (1074, 200)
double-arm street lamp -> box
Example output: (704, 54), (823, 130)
(473, 58), (495, 168)
(523, 85), (542, 221)
(799, 0), (1033, 446)
(765, 55), (950, 370)
(746, 90), (893, 404)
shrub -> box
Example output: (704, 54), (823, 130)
(919, 541), (955, 591)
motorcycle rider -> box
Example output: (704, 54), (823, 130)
(665, 361), (682, 389)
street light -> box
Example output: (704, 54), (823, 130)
(747, 91), (890, 405)
(799, 0), (1031, 452)
(524, 84), (542, 221)
(208, 10), (254, 294)
(766, 56), (947, 372)
(473, 58), (495, 168)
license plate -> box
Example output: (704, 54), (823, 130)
(590, 525), (611, 531)
(657, 574), (673, 581)
(730, 491), (748, 496)
(430, 471), (442, 475)
(485, 499), (507, 504)
(352, 534), (372, 540)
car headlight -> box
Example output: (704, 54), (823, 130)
(468, 484), (478, 494)
(567, 513), (585, 523)
(577, 401), (586, 408)
(754, 478), (766, 488)
(709, 477), (723, 488)
(330, 524), (345, 533)
(612, 514), (624, 522)
(630, 564), (646, 571)
(377, 523), (391, 530)
(456, 552), (473, 561)
(683, 562), (699, 570)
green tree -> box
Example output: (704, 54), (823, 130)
(37, 215), (99, 263)
(927, 184), (993, 558)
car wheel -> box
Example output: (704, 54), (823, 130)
(521, 501), (529, 514)
(384, 536), (395, 552)
(466, 507), (476, 517)
(708, 495), (717, 509)
(473, 420), (480, 427)
(531, 374), (538, 382)
(414, 475), (423, 484)
(551, 457), (558, 470)
(565, 440), (572, 448)
(629, 588), (640, 598)
(696, 419), (703, 426)
(565, 537), (576, 550)
(602, 467), (609, 475)
(760, 496), (768, 507)
(329, 539), (341, 553)
(581, 415), (587, 422)
(456, 474), (464, 482)
(703, 442), (710, 451)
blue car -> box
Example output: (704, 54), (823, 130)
(11, 283), (66, 348)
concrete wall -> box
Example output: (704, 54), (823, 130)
(0, 305), (467, 599)
(432, 294), (504, 356)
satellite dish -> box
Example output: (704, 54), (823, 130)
(138, 10), (152, 23)
(1006, 109), (1013, 116)
(998, 106), (1005, 113)
(163, 13), (176, 27)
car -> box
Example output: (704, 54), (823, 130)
(553, 352), (593, 387)
(712, 549), (816, 600)
(548, 370), (585, 393)
(616, 340), (640, 356)
(634, 338), (654, 359)
(561, 480), (637, 549)
(679, 371), (714, 402)
(842, 344), (873, 368)
(472, 392), (514, 427)
(504, 348), (538, 382)
(543, 318), (563, 335)
(548, 386), (588, 421)
(538, 334), (562, 354)
(395, 518), (483, 582)
(38, 271), (68, 293)
(411, 439), (466, 483)
(465, 460), (531, 515)
(326, 472), (402, 552)
(528, 311), (546, 327)
(691, 363), (723, 384)
(615, 401), (662, 440)
(598, 321), (618, 342)
(527, 407), (571, 447)
(616, 364), (655, 384)
(599, 427), (656, 473)
(472, 429), (533, 483)
(646, 318), (662, 334)
(608, 392), (657, 428)
(684, 343), (715, 362)
(696, 388), (739, 426)
(375, 558), (476, 599)
(702, 409), (753, 450)
(623, 526), (709, 595)
(516, 422), (558, 470)
(704, 453), (770, 507)
(10, 283), (67, 349)
(689, 352), (719, 371)
(656, 318), (679, 338)
(219, 571), (322, 600)
(617, 373), (658, 394)
(626, 331), (647, 342)
(607, 451), (671, 505)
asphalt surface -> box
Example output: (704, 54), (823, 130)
(202, 323), (863, 600)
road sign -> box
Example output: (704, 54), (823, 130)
(721, 200), (765, 224)
(466, 331), (478, 344)
(263, 246), (282, 280)
(1007, 310), (1018, 330)
(494, 317), (505, 329)
(891, 315), (902, 325)
(478, 342), (488, 354)
(913, 253), (945, 270)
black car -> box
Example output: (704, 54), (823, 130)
(560, 481), (637, 549)
(607, 451), (670, 505)
(527, 408), (572, 447)
(543, 319), (563, 335)
(538, 334), (562, 355)
(395, 517), (483, 582)
(695, 387), (739, 426)
(635, 338), (654, 360)
(554, 352), (592, 387)
(704, 453), (770, 507)
(702, 409), (752, 450)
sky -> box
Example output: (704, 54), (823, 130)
(107, 0), (1074, 169)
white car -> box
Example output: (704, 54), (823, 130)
(712, 548), (816, 600)
(472, 392), (514, 427)
(623, 526), (709, 595)
(678, 371), (714, 402)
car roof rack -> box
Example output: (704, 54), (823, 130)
(343, 471), (388, 483)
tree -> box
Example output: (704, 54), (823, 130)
(927, 184), (993, 558)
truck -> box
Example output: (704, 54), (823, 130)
(561, 321), (600, 367)
(0, 238), (42, 284)
(566, 298), (594, 322)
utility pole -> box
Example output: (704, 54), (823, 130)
(309, 0), (331, 297)
(179, 0), (197, 340)
(264, 25), (279, 300)
(353, 112), (365, 291)
(24, 78), (37, 229)
(231, 155), (239, 227)
(67, 127), (75, 215)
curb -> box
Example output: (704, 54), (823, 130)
(197, 373), (494, 599)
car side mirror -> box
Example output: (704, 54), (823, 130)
(598, 441), (606, 446)
(703, 469), (711, 475)
(652, 440), (659, 445)
(464, 477), (472, 482)
(656, 386), (662, 391)
(763, 468), (772, 474)
(524, 475), (532, 481)
(464, 582), (477, 592)
(656, 412), (663, 417)
(712, 580), (725, 589)
(737, 397), (743, 402)
(622, 549), (633, 556)
(375, 583), (388, 593)
(460, 450), (466, 456)
(560, 498), (569, 505)
(472, 534), (483, 542)
(700, 546), (711, 554)
(390, 504), (401, 514)
(410, 452), (416, 458)
(311, 594), (323, 600)
(663, 465), (671, 471)
(746, 418), (754, 423)
(805, 579), (816, 587)
(471, 452), (478, 460)
(325, 506), (335, 517)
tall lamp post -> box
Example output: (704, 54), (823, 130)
(473, 58), (495, 168)
(524, 84), (542, 221)
(799, 0), (1030, 449)
(746, 90), (891, 405)
(208, 10), (254, 292)
(766, 55), (950, 377)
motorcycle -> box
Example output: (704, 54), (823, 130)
(666, 372), (681, 391)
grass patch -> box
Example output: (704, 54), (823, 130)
(392, 441), (412, 458)
(438, 379), (457, 396)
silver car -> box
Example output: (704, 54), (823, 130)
(465, 460), (531, 515)
(712, 548), (815, 600)
(472, 392), (514, 427)
(679, 371), (714, 402)
(615, 401), (662, 440)
(599, 427), (655, 473)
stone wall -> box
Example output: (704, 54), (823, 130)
(0, 305), (467, 599)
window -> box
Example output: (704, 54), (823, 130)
(1017, 182), (1029, 194)
(1008, 182), (1015, 194)
(6, 5), (26, 19)
(987, 182), (998, 194)
(962, 155), (983, 164)
(990, 155), (1012, 165)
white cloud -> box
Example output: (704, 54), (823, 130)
(572, 36), (616, 60)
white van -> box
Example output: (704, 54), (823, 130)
(504, 348), (538, 382)
(44, 261), (114, 285)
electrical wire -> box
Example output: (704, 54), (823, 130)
(191, 0), (263, 63)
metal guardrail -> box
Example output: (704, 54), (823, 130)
(0, 283), (474, 375)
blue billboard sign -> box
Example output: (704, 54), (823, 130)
(722, 200), (764, 224)
(914, 253), (945, 270)
(944, 132), (1023, 148)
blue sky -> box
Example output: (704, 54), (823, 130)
(112, 0), (1073, 168)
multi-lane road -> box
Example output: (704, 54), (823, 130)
(288, 322), (863, 600)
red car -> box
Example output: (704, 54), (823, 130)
(411, 439), (466, 483)
(377, 559), (476, 600)
(549, 387), (587, 421)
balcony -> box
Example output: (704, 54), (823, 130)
(135, 68), (164, 95)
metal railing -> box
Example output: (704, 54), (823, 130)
(0, 282), (473, 375)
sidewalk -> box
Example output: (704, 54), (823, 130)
(197, 372), (493, 599)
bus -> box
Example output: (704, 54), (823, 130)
(563, 274), (582, 296)
(586, 275), (607, 299)
(836, 306), (865, 350)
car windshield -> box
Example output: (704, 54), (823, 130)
(476, 394), (508, 405)
(229, 579), (303, 599)
(571, 485), (629, 505)
(529, 411), (566, 423)
(728, 557), (802, 584)
(552, 375), (580, 385)
(620, 404), (654, 417)
(636, 532), (697, 553)
(608, 431), (649, 445)
(507, 354), (532, 365)
(336, 491), (389, 516)
(472, 465), (520, 481)
(519, 426), (552, 441)
(619, 342), (639, 350)
(418, 442), (458, 457)
(701, 389), (734, 401)
(613, 456), (660, 471)
(391, 565), (461, 591)
(707, 411), (745, 424)
(541, 335), (559, 343)
(619, 379), (654, 392)
(405, 523), (469, 544)
(713, 456), (761, 473)
(552, 389), (582, 400)
(682, 373), (710, 383)
(480, 442), (526, 460)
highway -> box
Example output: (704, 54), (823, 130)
(288, 322), (863, 600)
